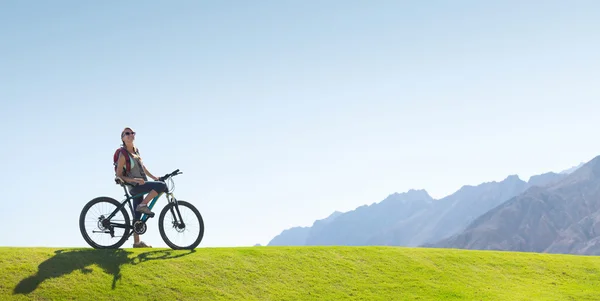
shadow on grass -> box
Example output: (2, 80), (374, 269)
(13, 248), (196, 295)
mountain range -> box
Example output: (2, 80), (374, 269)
(267, 159), (594, 255)
(431, 157), (600, 255)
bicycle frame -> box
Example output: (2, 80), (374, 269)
(103, 179), (183, 239)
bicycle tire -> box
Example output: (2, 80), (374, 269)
(158, 200), (204, 250)
(79, 196), (131, 249)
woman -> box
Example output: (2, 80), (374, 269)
(115, 127), (167, 248)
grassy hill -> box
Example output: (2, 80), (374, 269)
(1, 246), (600, 300)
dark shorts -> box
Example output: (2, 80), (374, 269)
(129, 181), (168, 219)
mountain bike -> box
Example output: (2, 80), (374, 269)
(79, 169), (204, 250)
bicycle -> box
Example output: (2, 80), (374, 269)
(79, 169), (205, 250)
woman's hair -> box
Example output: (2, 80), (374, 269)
(121, 127), (140, 158)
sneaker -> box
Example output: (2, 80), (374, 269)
(133, 241), (152, 248)
(136, 204), (153, 215)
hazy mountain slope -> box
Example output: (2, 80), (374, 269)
(304, 190), (434, 246)
(432, 156), (600, 255)
(268, 211), (342, 246)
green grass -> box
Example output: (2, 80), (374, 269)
(1, 246), (599, 300)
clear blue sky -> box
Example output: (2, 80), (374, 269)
(1, 1), (599, 248)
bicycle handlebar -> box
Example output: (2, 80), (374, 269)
(158, 169), (182, 182)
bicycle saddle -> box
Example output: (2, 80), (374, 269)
(115, 176), (129, 186)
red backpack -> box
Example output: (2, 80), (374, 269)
(113, 147), (137, 176)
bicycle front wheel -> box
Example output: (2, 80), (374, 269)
(158, 200), (204, 250)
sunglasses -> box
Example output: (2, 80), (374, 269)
(123, 131), (136, 136)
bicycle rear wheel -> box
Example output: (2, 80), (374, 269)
(158, 200), (204, 250)
(79, 197), (131, 249)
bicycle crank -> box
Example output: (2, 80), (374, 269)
(134, 220), (147, 235)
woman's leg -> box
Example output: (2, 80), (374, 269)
(131, 196), (144, 246)
(129, 183), (166, 248)
(131, 181), (168, 215)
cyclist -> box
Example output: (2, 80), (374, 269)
(115, 127), (167, 248)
